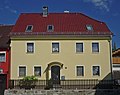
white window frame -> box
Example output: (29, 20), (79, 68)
(0, 51), (6, 62)
(33, 65), (42, 77)
(18, 65), (27, 77)
(75, 65), (85, 77)
(26, 41), (35, 53)
(86, 25), (93, 31)
(25, 25), (33, 32)
(92, 65), (101, 76)
(91, 41), (100, 53)
(51, 42), (60, 53)
(75, 42), (84, 53)
(47, 25), (54, 32)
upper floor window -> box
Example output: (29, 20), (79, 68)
(86, 25), (93, 31)
(27, 43), (34, 53)
(92, 42), (99, 52)
(76, 43), (83, 53)
(76, 66), (84, 76)
(26, 25), (33, 32)
(47, 25), (54, 32)
(52, 43), (59, 53)
(0, 52), (6, 62)
(34, 66), (41, 76)
(19, 66), (26, 77)
(92, 66), (100, 76)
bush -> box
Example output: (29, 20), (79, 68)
(19, 76), (38, 89)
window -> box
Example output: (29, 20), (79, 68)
(92, 43), (99, 52)
(92, 66), (100, 76)
(0, 68), (3, 74)
(27, 43), (34, 53)
(76, 43), (83, 53)
(52, 43), (59, 53)
(19, 66), (26, 77)
(0, 53), (6, 62)
(76, 66), (84, 76)
(47, 25), (54, 31)
(34, 66), (41, 76)
(26, 25), (33, 32)
(86, 25), (93, 31)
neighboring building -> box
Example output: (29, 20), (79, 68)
(10, 7), (112, 83)
(0, 25), (13, 89)
(112, 48), (120, 79)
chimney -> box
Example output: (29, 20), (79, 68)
(43, 6), (48, 17)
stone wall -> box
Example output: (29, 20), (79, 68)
(4, 89), (120, 95)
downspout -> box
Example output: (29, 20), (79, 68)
(108, 35), (113, 80)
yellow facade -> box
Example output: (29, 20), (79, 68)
(10, 36), (112, 80)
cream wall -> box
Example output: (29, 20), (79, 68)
(10, 38), (112, 80)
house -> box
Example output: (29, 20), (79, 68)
(10, 7), (112, 84)
(0, 25), (13, 90)
(112, 48), (120, 79)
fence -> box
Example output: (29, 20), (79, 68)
(9, 79), (115, 90)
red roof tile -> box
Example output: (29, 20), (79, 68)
(11, 13), (112, 35)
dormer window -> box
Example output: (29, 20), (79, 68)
(26, 25), (33, 32)
(86, 25), (93, 31)
(47, 25), (54, 32)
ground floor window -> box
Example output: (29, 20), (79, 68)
(19, 66), (26, 77)
(92, 66), (100, 76)
(76, 66), (84, 76)
(34, 66), (41, 76)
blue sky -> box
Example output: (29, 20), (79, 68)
(0, 0), (120, 48)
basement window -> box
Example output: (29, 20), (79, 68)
(47, 25), (54, 32)
(26, 25), (33, 32)
(86, 25), (93, 31)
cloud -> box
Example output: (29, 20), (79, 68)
(83, 0), (112, 12)
(5, 5), (18, 14)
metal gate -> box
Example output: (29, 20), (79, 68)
(0, 74), (7, 95)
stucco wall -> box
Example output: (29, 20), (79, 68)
(10, 38), (111, 80)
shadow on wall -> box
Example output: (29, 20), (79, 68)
(95, 73), (114, 95)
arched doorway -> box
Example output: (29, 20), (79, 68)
(51, 65), (60, 84)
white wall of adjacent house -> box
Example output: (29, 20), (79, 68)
(113, 64), (120, 71)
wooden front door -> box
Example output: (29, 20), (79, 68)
(51, 65), (60, 84)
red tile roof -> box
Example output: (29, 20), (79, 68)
(0, 25), (13, 48)
(11, 13), (112, 35)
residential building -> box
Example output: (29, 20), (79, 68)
(10, 7), (112, 83)
(112, 48), (120, 79)
(0, 25), (13, 89)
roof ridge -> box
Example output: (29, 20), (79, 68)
(20, 12), (105, 24)
(0, 24), (14, 26)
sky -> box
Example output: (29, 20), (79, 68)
(0, 0), (120, 48)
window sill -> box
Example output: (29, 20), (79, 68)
(52, 52), (59, 54)
(26, 52), (34, 54)
(92, 52), (99, 54)
(76, 76), (84, 77)
(0, 61), (6, 63)
(92, 75), (100, 77)
(76, 52), (83, 54)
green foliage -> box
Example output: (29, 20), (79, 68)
(19, 76), (38, 89)
(23, 76), (38, 81)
